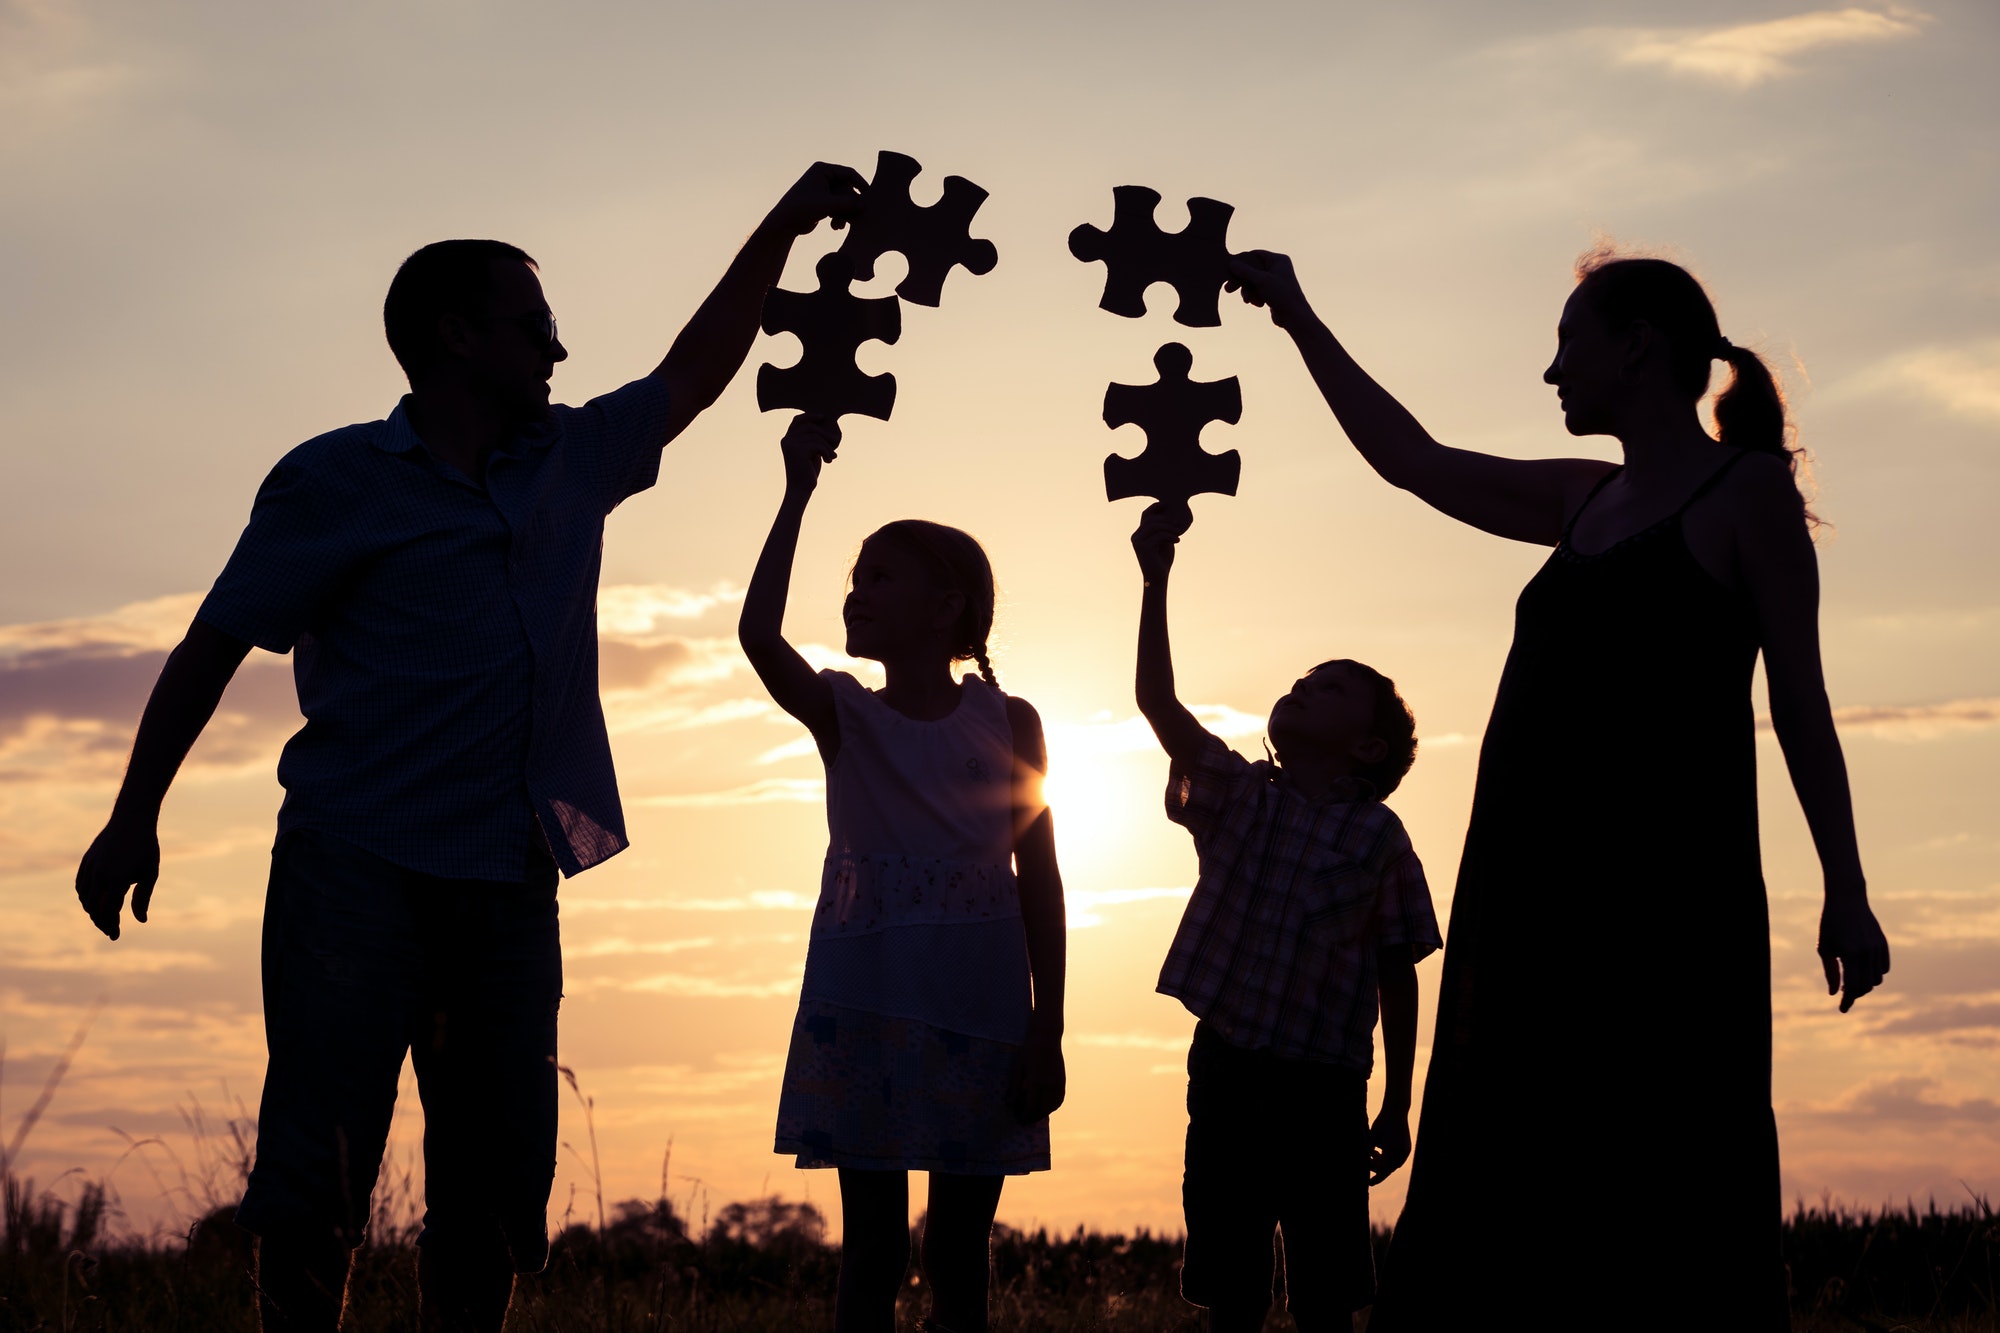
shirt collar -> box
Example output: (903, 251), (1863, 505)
(374, 396), (558, 460)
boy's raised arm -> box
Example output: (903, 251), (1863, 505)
(1132, 502), (1212, 765)
(738, 415), (841, 758)
(653, 162), (867, 443)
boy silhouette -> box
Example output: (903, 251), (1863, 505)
(73, 162), (866, 1332)
(1131, 501), (1441, 1331)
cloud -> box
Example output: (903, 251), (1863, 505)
(633, 778), (825, 809)
(1750, 696), (2000, 741)
(595, 583), (745, 636)
(562, 890), (818, 914)
(1871, 1001), (2000, 1037)
(1852, 340), (2000, 424)
(1045, 706), (1266, 761)
(570, 971), (799, 999)
(1614, 7), (1927, 88)
(1070, 1031), (1190, 1052)
(1792, 1076), (2000, 1133)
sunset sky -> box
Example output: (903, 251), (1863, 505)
(3, 0), (1997, 1242)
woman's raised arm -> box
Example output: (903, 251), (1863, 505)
(1230, 251), (1610, 546)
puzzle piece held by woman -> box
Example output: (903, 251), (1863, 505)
(757, 253), (902, 422)
(1102, 343), (1242, 504)
(837, 150), (999, 307)
(1069, 187), (1236, 328)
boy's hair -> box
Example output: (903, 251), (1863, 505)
(859, 520), (999, 687)
(1317, 659), (1418, 797)
(383, 239), (537, 382)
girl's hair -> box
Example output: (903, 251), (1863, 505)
(1573, 251), (1813, 517)
(861, 520), (1000, 687)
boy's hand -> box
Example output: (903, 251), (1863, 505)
(1131, 500), (1193, 585)
(1226, 250), (1313, 330)
(780, 414), (841, 494)
(1006, 1024), (1066, 1124)
(767, 161), (869, 238)
(1368, 1104), (1412, 1185)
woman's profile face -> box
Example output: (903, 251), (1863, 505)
(1544, 288), (1625, 438)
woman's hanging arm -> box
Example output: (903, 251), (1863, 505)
(1733, 456), (1889, 1011)
(1229, 251), (1610, 546)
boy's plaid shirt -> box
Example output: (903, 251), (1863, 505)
(1157, 735), (1441, 1073)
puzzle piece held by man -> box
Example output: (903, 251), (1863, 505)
(838, 150), (999, 307)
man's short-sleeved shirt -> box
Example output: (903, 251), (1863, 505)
(1158, 734), (1442, 1073)
(196, 376), (675, 881)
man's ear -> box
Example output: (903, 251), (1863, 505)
(931, 589), (966, 632)
(436, 312), (475, 363)
(1351, 736), (1390, 766)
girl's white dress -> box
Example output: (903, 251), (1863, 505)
(773, 671), (1050, 1174)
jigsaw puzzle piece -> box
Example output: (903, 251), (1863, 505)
(756, 252), (902, 423)
(1069, 186), (1236, 328)
(1102, 342), (1242, 504)
(837, 150), (999, 308)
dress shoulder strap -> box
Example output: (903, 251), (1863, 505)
(1674, 449), (1755, 520)
(1560, 465), (1623, 544)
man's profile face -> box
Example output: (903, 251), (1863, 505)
(450, 260), (568, 423)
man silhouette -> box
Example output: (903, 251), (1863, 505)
(74, 162), (866, 1332)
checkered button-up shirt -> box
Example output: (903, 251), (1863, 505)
(1158, 734), (1441, 1072)
(196, 376), (674, 881)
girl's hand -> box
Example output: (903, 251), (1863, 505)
(781, 414), (841, 495)
(1226, 250), (1313, 329)
(1006, 1024), (1066, 1124)
(1819, 889), (1890, 1012)
(1131, 500), (1193, 585)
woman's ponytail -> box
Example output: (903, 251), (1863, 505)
(1712, 339), (1790, 463)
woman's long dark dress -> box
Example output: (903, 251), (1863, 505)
(1373, 454), (1787, 1331)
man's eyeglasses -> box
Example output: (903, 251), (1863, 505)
(470, 310), (559, 351)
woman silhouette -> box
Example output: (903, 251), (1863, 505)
(1228, 248), (1889, 1329)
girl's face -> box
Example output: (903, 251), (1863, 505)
(843, 538), (963, 662)
(1543, 288), (1628, 438)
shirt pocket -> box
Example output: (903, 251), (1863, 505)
(1300, 859), (1378, 944)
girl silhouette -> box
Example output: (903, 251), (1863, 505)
(1228, 248), (1889, 1329)
(738, 414), (1067, 1333)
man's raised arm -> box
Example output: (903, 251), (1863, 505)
(75, 620), (251, 939)
(652, 162), (867, 442)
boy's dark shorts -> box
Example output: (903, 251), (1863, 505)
(234, 829), (562, 1272)
(1182, 1021), (1375, 1319)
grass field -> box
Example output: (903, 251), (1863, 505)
(2, 1058), (1996, 1329)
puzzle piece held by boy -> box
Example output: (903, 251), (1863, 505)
(1102, 343), (1242, 505)
(838, 150), (999, 308)
(1069, 187), (1237, 328)
(757, 253), (902, 422)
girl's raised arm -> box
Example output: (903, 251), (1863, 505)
(738, 415), (841, 759)
(1229, 251), (1610, 547)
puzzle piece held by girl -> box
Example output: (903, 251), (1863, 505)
(837, 151), (999, 308)
(1102, 343), (1242, 505)
(757, 253), (902, 422)
(1069, 187), (1236, 328)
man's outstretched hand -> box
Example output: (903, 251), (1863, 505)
(76, 813), (161, 941)
(767, 162), (869, 238)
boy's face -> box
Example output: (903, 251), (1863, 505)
(1268, 660), (1387, 773)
